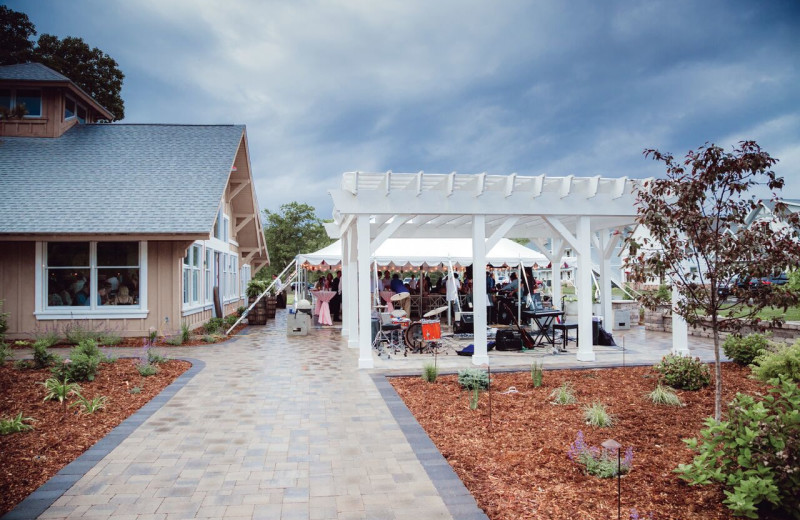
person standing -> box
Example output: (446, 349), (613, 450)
(330, 270), (342, 321)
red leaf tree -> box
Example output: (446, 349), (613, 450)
(625, 141), (800, 421)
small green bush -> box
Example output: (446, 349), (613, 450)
(0, 412), (34, 435)
(723, 333), (770, 366)
(550, 382), (578, 405)
(71, 395), (107, 414)
(56, 339), (102, 382)
(584, 402), (614, 427)
(181, 323), (190, 344)
(568, 431), (634, 478)
(63, 322), (103, 345)
(0, 342), (12, 365)
(31, 327), (60, 348)
(204, 317), (224, 335)
(751, 340), (800, 384)
(648, 385), (683, 406)
(129, 386), (142, 394)
(422, 363), (438, 383)
(14, 359), (32, 370)
(137, 362), (158, 376)
(98, 332), (122, 346)
(246, 279), (269, 298)
(531, 361), (544, 387)
(165, 335), (183, 346)
(202, 334), (217, 343)
(676, 377), (800, 519)
(40, 377), (81, 405)
(147, 348), (168, 364)
(457, 368), (489, 390)
(653, 354), (710, 390)
(224, 314), (238, 327)
(33, 339), (59, 368)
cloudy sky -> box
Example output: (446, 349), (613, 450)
(8, 0), (800, 218)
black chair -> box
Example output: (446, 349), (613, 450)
(552, 322), (578, 352)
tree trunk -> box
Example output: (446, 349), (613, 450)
(712, 315), (722, 422)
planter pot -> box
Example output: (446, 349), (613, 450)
(248, 296), (268, 325)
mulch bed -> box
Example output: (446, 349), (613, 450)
(390, 363), (766, 520)
(0, 359), (191, 516)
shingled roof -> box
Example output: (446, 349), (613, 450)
(0, 124), (245, 235)
(0, 62), (72, 82)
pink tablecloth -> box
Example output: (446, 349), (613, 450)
(312, 290), (336, 326)
(379, 291), (396, 312)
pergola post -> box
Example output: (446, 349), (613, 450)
(576, 216), (596, 361)
(340, 231), (349, 339)
(671, 285), (690, 355)
(471, 215), (489, 365)
(345, 226), (359, 348)
(356, 215), (374, 368)
(596, 230), (614, 329)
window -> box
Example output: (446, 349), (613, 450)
(15, 89), (41, 117)
(182, 244), (202, 307)
(65, 97), (76, 120)
(44, 241), (141, 310)
(213, 208), (230, 243)
(0, 88), (41, 118)
(204, 248), (212, 304)
(76, 104), (86, 124)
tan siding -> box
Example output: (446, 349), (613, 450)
(0, 241), (35, 335)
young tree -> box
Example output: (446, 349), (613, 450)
(625, 141), (800, 421)
(0, 6), (125, 120)
(261, 202), (333, 280)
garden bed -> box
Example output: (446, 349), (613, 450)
(390, 364), (765, 520)
(0, 358), (191, 515)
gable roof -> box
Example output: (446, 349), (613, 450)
(0, 62), (115, 120)
(0, 124), (246, 236)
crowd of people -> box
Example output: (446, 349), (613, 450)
(47, 271), (139, 307)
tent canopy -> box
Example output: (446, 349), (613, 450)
(298, 237), (549, 268)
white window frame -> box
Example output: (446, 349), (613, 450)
(182, 244), (203, 312)
(34, 241), (148, 319)
(64, 95), (77, 121)
(204, 248), (212, 305)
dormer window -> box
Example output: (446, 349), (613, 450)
(0, 88), (42, 118)
(77, 104), (86, 124)
(65, 97), (76, 119)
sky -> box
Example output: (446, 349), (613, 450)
(6, 0), (800, 218)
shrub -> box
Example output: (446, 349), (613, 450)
(568, 431), (634, 478)
(422, 363), (438, 383)
(98, 332), (122, 346)
(40, 376), (81, 405)
(0, 300), (8, 343)
(550, 382), (577, 405)
(0, 342), (12, 365)
(181, 323), (190, 344)
(204, 317), (224, 335)
(71, 395), (107, 414)
(236, 306), (246, 317)
(137, 362), (158, 376)
(723, 333), (770, 365)
(33, 339), (59, 368)
(14, 359), (32, 370)
(99, 348), (118, 364)
(165, 335), (183, 346)
(63, 322), (103, 345)
(246, 279), (269, 298)
(31, 326), (60, 348)
(55, 339), (102, 382)
(202, 334), (217, 343)
(224, 314), (238, 327)
(653, 354), (710, 390)
(457, 368), (489, 390)
(0, 412), (34, 435)
(147, 348), (168, 364)
(531, 361), (543, 388)
(751, 340), (800, 384)
(648, 385), (683, 406)
(676, 377), (800, 519)
(584, 402), (614, 427)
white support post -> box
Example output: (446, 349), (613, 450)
(547, 237), (565, 310)
(576, 216), (596, 361)
(671, 285), (690, 355)
(471, 215), (489, 365)
(346, 227), (359, 348)
(357, 215), (374, 368)
(340, 231), (350, 339)
(598, 230), (613, 330)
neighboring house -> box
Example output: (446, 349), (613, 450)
(743, 198), (800, 232)
(0, 63), (268, 339)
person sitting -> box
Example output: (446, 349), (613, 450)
(500, 272), (520, 296)
(390, 274), (411, 316)
(113, 285), (135, 305)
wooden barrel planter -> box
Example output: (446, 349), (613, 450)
(265, 296), (277, 319)
(248, 296), (268, 325)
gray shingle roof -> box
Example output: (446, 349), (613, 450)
(0, 62), (72, 82)
(0, 124), (245, 234)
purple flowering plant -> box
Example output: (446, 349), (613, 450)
(568, 431), (634, 478)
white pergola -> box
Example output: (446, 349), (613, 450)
(327, 171), (690, 369)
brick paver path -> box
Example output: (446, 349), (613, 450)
(32, 313), (459, 520)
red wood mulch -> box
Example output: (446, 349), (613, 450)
(0, 359), (191, 516)
(390, 363), (766, 520)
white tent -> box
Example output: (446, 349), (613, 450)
(297, 237), (549, 268)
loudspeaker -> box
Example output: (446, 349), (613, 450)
(454, 312), (474, 334)
(495, 329), (523, 351)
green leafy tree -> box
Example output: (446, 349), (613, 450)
(0, 6), (124, 120)
(0, 6), (35, 64)
(625, 141), (800, 421)
(260, 202), (333, 280)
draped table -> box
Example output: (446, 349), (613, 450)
(379, 290), (396, 312)
(312, 290), (336, 326)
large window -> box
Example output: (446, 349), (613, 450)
(45, 242), (141, 309)
(204, 248), (212, 304)
(182, 244), (202, 306)
(1, 88), (42, 117)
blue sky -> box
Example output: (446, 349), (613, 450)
(7, 0), (800, 218)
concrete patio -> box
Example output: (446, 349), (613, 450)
(6, 309), (724, 520)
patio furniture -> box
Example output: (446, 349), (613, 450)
(552, 322), (578, 352)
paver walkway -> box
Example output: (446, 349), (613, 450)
(8, 310), (736, 520)
(25, 312), (463, 520)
